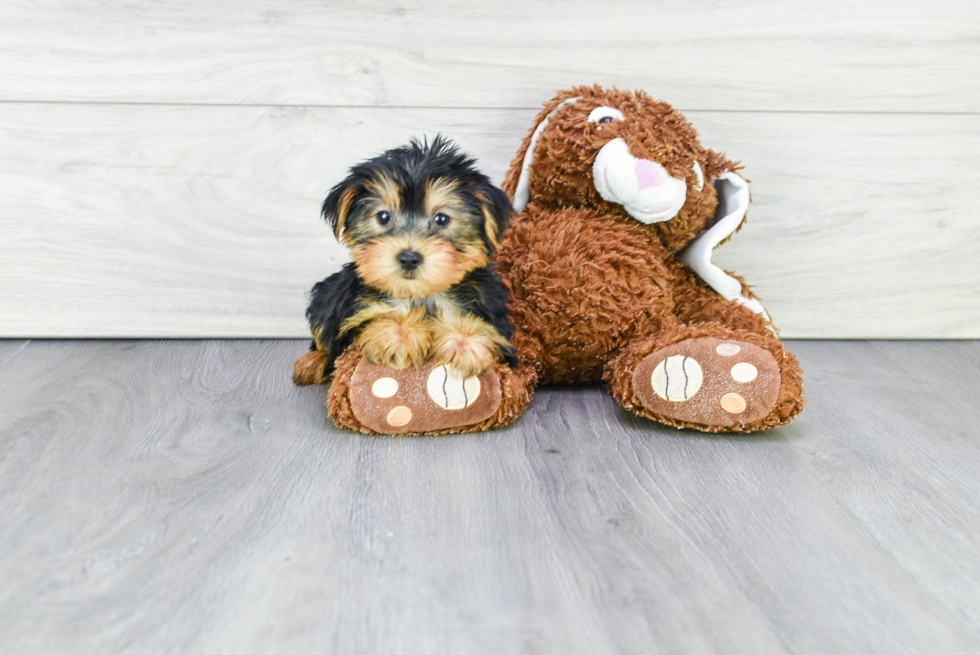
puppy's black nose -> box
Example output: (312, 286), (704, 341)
(397, 249), (423, 271)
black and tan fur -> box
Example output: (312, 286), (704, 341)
(294, 136), (517, 386)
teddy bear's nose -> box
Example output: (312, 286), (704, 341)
(635, 159), (670, 189)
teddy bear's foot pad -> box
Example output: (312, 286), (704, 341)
(348, 360), (502, 435)
(632, 337), (780, 429)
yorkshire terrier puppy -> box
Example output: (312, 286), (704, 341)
(294, 136), (517, 387)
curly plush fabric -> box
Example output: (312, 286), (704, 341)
(490, 85), (804, 432)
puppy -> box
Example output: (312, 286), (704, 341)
(294, 136), (517, 387)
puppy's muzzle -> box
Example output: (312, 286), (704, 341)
(397, 249), (423, 272)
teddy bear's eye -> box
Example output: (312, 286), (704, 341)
(587, 106), (625, 124)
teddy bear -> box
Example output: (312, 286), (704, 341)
(311, 85), (804, 434)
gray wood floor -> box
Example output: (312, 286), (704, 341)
(1, 340), (978, 654)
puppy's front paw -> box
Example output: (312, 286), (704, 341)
(357, 312), (432, 370)
(429, 314), (510, 379)
(430, 331), (499, 379)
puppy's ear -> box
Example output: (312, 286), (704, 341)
(321, 177), (361, 241)
(477, 184), (514, 252)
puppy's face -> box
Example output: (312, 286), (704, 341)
(323, 137), (512, 298)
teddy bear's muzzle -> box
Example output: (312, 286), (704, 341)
(592, 137), (689, 225)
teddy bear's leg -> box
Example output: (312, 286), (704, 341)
(325, 345), (536, 436)
(605, 320), (804, 433)
(670, 264), (776, 336)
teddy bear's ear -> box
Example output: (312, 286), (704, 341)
(502, 93), (581, 211)
(702, 148), (738, 183)
(692, 161), (705, 192)
(677, 170), (770, 319)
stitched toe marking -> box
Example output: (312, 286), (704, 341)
(651, 355), (703, 402)
(426, 365), (481, 410)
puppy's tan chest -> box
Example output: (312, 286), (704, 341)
(387, 295), (459, 324)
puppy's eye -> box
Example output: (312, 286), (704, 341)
(377, 211), (391, 225)
(433, 213), (450, 227)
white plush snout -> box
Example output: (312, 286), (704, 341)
(592, 138), (688, 224)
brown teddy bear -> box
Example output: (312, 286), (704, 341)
(318, 85), (804, 434)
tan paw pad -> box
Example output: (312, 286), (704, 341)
(386, 405), (413, 426)
(632, 337), (780, 428)
(719, 393), (747, 414)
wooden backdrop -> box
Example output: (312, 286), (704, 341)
(1, 0), (977, 338)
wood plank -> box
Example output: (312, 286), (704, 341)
(697, 112), (980, 338)
(790, 340), (980, 636)
(1, 104), (977, 338)
(0, 340), (978, 654)
(1, 0), (978, 112)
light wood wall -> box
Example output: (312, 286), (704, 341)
(1, 0), (977, 338)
